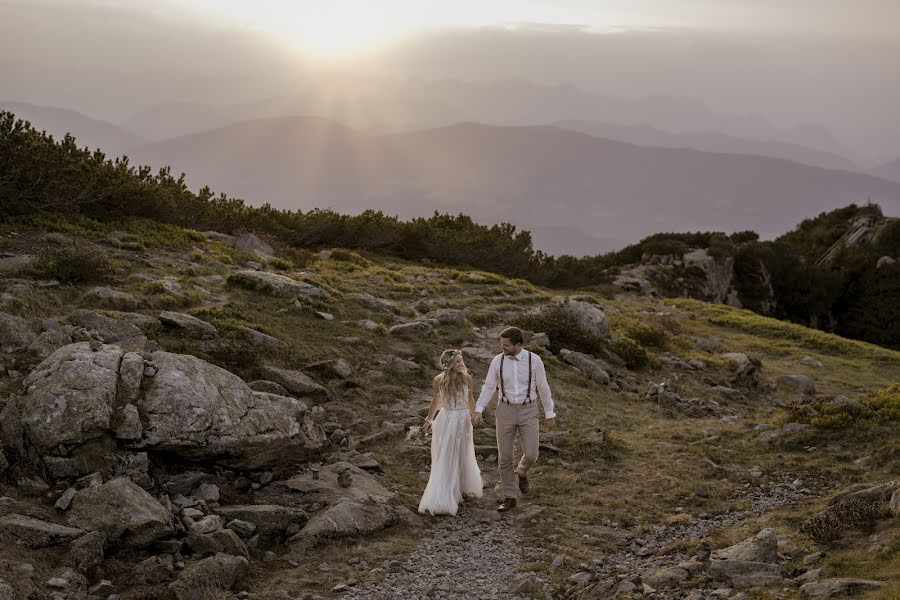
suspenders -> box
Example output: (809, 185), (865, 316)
(499, 351), (533, 404)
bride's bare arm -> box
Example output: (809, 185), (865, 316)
(423, 376), (441, 433)
(466, 374), (477, 416)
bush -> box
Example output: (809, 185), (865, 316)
(510, 305), (606, 356)
(30, 244), (113, 284)
(267, 257), (293, 271)
(622, 321), (670, 348)
(609, 336), (650, 369)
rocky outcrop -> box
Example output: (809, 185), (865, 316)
(158, 311), (218, 339)
(233, 233), (274, 259)
(800, 578), (885, 598)
(168, 553), (249, 600)
(11, 343), (326, 470)
(259, 366), (329, 399)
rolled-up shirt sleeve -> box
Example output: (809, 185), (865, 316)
(475, 355), (500, 413)
(535, 355), (555, 419)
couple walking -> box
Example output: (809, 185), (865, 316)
(418, 327), (556, 515)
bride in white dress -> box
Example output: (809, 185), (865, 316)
(418, 349), (484, 515)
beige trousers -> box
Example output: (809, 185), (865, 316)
(495, 401), (540, 499)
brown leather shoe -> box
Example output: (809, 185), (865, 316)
(518, 473), (530, 494)
(497, 497), (517, 512)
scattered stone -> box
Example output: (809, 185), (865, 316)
(559, 349), (611, 384)
(55, 488), (78, 511)
(777, 374), (817, 395)
(82, 287), (140, 310)
(241, 327), (286, 349)
(291, 501), (399, 544)
(213, 505), (308, 538)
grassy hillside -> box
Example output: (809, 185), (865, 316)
(1, 214), (898, 599)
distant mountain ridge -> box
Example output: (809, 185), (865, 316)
(124, 116), (900, 255)
(0, 101), (145, 157)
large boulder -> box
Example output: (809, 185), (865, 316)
(351, 292), (397, 312)
(229, 270), (329, 301)
(19, 343), (123, 453)
(427, 309), (468, 326)
(290, 501), (399, 544)
(0, 254), (37, 275)
(27, 329), (73, 358)
(0, 310), (37, 352)
(66, 478), (174, 547)
(168, 553), (249, 600)
(0, 513), (84, 548)
(137, 353), (326, 467)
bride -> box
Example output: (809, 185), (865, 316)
(418, 349), (484, 515)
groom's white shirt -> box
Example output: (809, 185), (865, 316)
(475, 349), (555, 419)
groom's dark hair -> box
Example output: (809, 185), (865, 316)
(500, 327), (525, 345)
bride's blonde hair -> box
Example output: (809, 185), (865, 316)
(437, 349), (468, 402)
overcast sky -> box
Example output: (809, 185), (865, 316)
(1, 0), (898, 164)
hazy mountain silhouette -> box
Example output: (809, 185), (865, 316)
(1, 101), (145, 157)
(119, 76), (857, 162)
(124, 117), (900, 255)
(554, 120), (858, 171)
(872, 159), (900, 183)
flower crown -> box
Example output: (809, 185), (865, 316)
(440, 349), (462, 370)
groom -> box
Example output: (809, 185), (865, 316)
(473, 327), (555, 512)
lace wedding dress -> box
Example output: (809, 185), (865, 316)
(418, 384), (483, 515)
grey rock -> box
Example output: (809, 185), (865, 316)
(27, 329), (73, 358)
(234, 233), (274, 258)
(259, 365), (328, 398)
(388, 321), (433, 337)
(642, 566), (689, 589)
(351, 292), (397, 312)
(65, 531), (106, 573)
(168, 553), (249, 600)
(18, 343), (123, 453)
(358, 319), (379, 331)
(291, 501), (399, 544)
(55, 488), (77, 511)
(187, 528), (249, 559)
(114, 403), (143, 441)
(247, 380), (290, 395)
(159, 311), (218, 338)
(536, 297), (610, 338)
(722, 352), (761, 388)
(226, 519), (257, 538)
(800, 578), (885, 598)
(427, 308), (468, 326)
(891, 488), (900, 517)
(0, 513), (84, 548)
(82, 287), (139, 310)
(0, 254), (37, 276)
(132, 556), (176, 586)
(241, 327), (285, 349)
(0, 310), (38, 352)
(777, 374), (817, 395)
(65, 309), (148, 351)
(530, 332), (550, 347)
(712, 529), (778, 564)
(801, 356), (824, 368)
(65, 478), (174, 547)
(828, 395), (868, 414)
(709, 560), (783, 589)
(138, 354), (325, 467)
(559, 349), (611, 385)
(213, 505), (308, 538)
(229, 270), (329, 301)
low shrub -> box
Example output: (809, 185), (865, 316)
(30, 244), (113, 284)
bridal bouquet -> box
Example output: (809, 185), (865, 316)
(405, 424), (427, 446)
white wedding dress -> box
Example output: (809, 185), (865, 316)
(418, 384), (483, 515)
